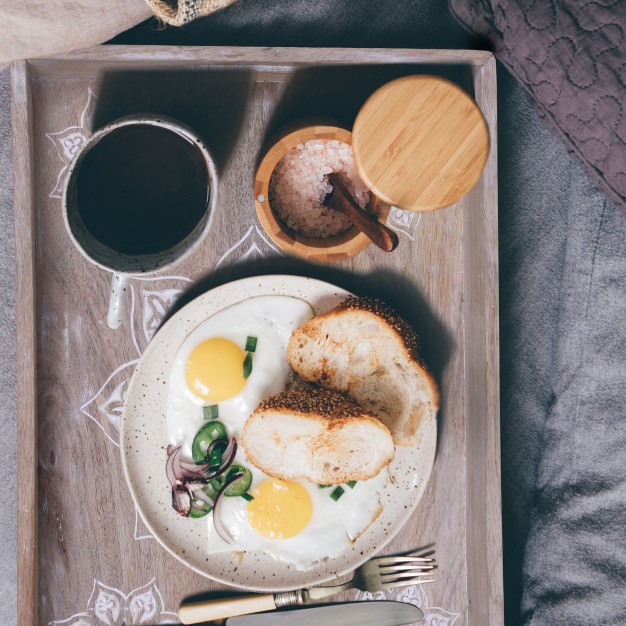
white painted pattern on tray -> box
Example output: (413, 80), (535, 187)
(81, 359), (140, 449)
(130, 275), (193, 356)
(216, 225), (281, 268)
(357, 583), (460, 625)
(49, 578), (177, 625)
(79, 357), (154, 541)
(386, 206), (421, 241)
(46, 87), (97, 199)
(79, 277), (192, 446)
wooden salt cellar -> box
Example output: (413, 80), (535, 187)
(254, 126), (391, 262)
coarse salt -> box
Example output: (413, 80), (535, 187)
(268, 139), (371, 238)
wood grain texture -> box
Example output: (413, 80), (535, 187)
(28, 46), (494, 75)
(11, 60), (38, 626)
(352, 75), (489, 211)
(12, 46), (501, 626)
(464, 56), (502, 624)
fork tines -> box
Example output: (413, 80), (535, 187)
(382, 577), (437, 588)
(381, 568), (437, 587)
(376, 555), (435, 565)
(380, 564), (436, 574)
(381, 569), (435, 580)
(378, 555), (437, 587)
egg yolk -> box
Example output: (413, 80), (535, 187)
(247, 479), (313, 539)
(185, 338), (246, 402)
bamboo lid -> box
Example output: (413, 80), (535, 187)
(351, 75), (490, 212)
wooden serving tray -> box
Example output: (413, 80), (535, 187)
(13, 46), (501, 625)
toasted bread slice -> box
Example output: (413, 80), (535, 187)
(242, 388), (394, 484)
(288, 296), (439, 446)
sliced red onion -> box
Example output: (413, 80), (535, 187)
(221, 437), (237, 464)
(166, 445), (182, 488)
(172, 487), (191, 516)
(173, 446), (187, 481)
(212, 471), (243, 544)
(190, 486), (215, 507)
(166, 437), (240, 520)
(205, 438), (227, 462)
(180, 466), (211, 481)
(187, 478), (207, 488)
(191, 498), (210, 511)
(206, 438), (238, 481)
(179, 459), (210, 473)
(184, 478), (208, 494)
(171, 449), (210, 481)
(167, 445), (212, 489)
(171, 449), (186, 480)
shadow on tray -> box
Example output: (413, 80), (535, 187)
(259, 63), (474, 162)
(89, 68), (255, 175)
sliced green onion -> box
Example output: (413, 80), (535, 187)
(243, 352), (253, 379)
(318, 484), (332, 489)
(346, 480), (357, 489)
(330, 486), (345, 501)
(245, 336), (258, 353)
(203, 404), (219, 420)
(241, 492), (255, 502)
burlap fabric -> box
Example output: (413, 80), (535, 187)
(147, 0), (237, 26)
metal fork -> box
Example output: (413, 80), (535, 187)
(303, 554), (436, 601)
(178, 553), (436, 624)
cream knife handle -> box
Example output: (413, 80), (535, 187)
(178, 594), (277, 624)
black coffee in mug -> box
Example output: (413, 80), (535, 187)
(75, 124), (210, 256)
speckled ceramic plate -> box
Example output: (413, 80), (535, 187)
(120, 275), (436, 591)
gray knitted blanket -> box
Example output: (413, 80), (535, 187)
(448, 1), (626, 623)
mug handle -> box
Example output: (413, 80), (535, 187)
(107, 273), (130, 329)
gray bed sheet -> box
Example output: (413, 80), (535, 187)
(1, 1), (625, 624)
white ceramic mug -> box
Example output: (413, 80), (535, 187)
(62, 115), (218, 329)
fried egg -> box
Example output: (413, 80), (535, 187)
(207, 469), (387, 570)
(166, 294), (389, 570)
(166, 295), (314, 456)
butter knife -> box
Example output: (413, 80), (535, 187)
(226, 601), (423, 626)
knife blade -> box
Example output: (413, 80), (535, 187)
(226, 601), (423, 626)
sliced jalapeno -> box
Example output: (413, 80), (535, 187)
(210, 465), (252, 497)
(191, 421), (228, 464)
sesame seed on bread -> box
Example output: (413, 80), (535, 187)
(335, 296), (422, 362)
(288, 296), (439, 446)
(242, 389), (395, 484)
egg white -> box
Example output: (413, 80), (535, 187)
(166, 295), (314, 457)
(206, 465), (388, 570)
(166, 294), (390, 571)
